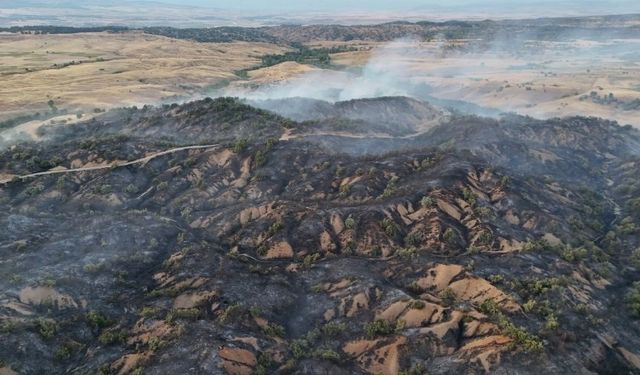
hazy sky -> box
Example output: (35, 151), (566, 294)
(151, 0), (455, 10)
(3, 0), (640, 27)
(6, 1), (640, 15)
(131, 0), (640, 13)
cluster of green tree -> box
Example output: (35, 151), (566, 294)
(142, 27), (278, 44)
(259, 44), (357, 69)
(0, 107), (67, 131)
(0, 113), (44, 131)
(179, 97), (293, 129)
(579, 92), (640, 111)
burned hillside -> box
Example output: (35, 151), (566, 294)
(1, 97), (640, 374)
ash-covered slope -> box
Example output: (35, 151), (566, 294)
(1, 97), (640, 375)
(250, 96), (450, 137)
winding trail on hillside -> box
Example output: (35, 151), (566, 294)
(279, 128), (429, 142)
(0, 144), (221, 185)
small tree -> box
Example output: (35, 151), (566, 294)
(626, 282), (640, 317)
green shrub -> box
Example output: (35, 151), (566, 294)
(254, 353), (273, 375)
(381, 218), (398, 237)
(344, 216), (356, 230)
(139, 306), (163, 318)
(500, 176), (510, 187)
(56, 176), (67, 189)
(397, 247), (417, 259)
(184, 156), (198, 167)
(262, 323), (286, 338)
(148, 337), (166, 352)
(420, 157), (436, 170)
(342, 241), (356, 255)
(443, 228), (457, 244)
(631, 248), (640, 267)
(559, 246), (588, 262)
(254, 150), (266, 168)
(303, 253), (321, 268)
(233, 139), (248, 153)
(404, 233), (421, 247)
(86, 311), (111, 329)
(267, 221), (284, 237)
(479, 300), (543, 352)
(290, 339), (309, 359)
(514, 277), (566, 299)
(616, 217), (637, 235)
(97, 184), (112, 195)
(406, 281), (423, 294)
(54, 345), (72, 361)
(626, 282), (640, 317)
(381, 176), (399, 198)
(474, 207), (491, 218)
(363, 319), (396, 338)
(167, 308), (201, 323)
(477, 231), (493, 246)
(574, 303), (588, 315)
(36, 319), (58, 339)
(249, 305), (261, 318)
(83, 263), (103, 273)
(462, 188), (477, 207)
(312, 348), (340, 362)
(439, 288), (457, 307)
(266, 138), (279, 149)
(522, 239), (551, 252)
(125, 184), (138, 194)
(0, 320), (17, 333)
(339, 184), (350, 197)
(544, 314), (559, 330)
(98, 330), (127, 345)
(256, 245), (268, 257)
(25, 184), (44, 196)
(522, 299), (537, 313)
(321, 322), (346, 337)
(420, 196), (435, 208)
(217, 304), (241, 324)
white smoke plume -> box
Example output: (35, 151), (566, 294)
(220, 33), (640, 126)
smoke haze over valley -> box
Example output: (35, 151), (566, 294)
(224, 34), (640, 126)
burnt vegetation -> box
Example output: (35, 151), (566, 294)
(0, 96), (640, 374)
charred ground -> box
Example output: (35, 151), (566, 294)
(1, 97), (640, 374)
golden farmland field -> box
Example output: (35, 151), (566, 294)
(0, 31), (289, 121)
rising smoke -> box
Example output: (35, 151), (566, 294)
(221, 33), (640, 125)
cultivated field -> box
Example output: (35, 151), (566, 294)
(0, 31), (289, 121)
(2, 31), (639, 129)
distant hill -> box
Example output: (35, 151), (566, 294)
(2, 0), (640, 27)
(6, 14), (640, 43)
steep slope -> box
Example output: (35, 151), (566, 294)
(1, 98), (640, 375)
